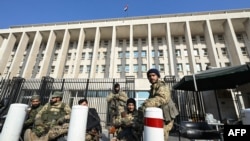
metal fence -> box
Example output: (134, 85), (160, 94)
(0, 76), (136, 128)
(0, 75), (212, 128)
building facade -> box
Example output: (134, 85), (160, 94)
(1, 9), (250, 81)
(0, 9), (250, 122)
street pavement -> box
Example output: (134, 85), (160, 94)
(100, 129), (191, 141)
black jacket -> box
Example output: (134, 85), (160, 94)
(86, 108), (102, 133)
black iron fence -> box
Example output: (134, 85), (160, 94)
(0, 75), (208, 125)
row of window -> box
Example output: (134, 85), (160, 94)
(176, 62), (232, 72)
(49, 64), (166, 74)
(9, 45), (249, 64)
(175, 46), (248, 57)
(11, 33), (246, 53)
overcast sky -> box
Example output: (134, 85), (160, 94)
(1, 0), (250, 28)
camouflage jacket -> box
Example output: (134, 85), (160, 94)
(24, 105), (43, 129)
(106, 90), (128, 118)
(113, 110), (139, 128)
(144, 80), (170, 107)
(143, 80), (179, 122)
(35, 102), (71, 126)
(113, 110), (141, 141)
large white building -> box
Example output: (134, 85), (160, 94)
(0, 8), (250, 122)
(1, 9), (250, 80)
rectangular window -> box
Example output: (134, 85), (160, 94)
(117, 65), (122, 72)
(202, 49), (208, 56)
(104, 40), (109, 46)
(56, 42), (61, 48)
(118, 40), (123, 47)
(101, 65), (105, 72)
(182, 36), (186, 43)
(90, 41), (94, 47)
(88, 52), (92, 60)
(125, 65), (129, 72)
(236, 34), (243, 42)
(133, 39), (138, 46)
(193, 49), (199, 56)
(196, 63), (202, 72)
(118, 51), (123, 58)
(86, 65), (91, 72)
(126, 39), (130, 46)
(51, 66), (55, 74)
(69, 42), (74, 48)
(241, 47), (248, 55)
(218, 35), (224, 41)
(79, 65), (84, 73)
(151, 50), (155, 58)
(133, 64), (138, 72)
(177, 63), (183, 71)
(125, 51), (130, 58)
(37, 66), (40, 73)
(141, 38), (146, 45)
(157, 38), (162, 44)
(134, 51), (138, 58)
(221, 48), (227, 55)
(54, 53), (58, 61)
(64, 66), (69, 74)
(158, 50), (164, 57)
(192, 36), (197, 43)
(141, 64), (147, 72)
(200, 36), (205, 42)
(175, 49), (181, 57)
(141, 50), (146, 58)
(67, 53), (71, 60)
(97, 52), (100, 60)
(159, 64), (164, 71)
(81, 53), (85, 60)
(173, 37), (179, 43)
(84, 41), (88, 47)
(151, 64), (156, 69)
(103, 52), (107, 59)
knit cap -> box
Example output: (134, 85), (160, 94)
(147, 68), (160, 78)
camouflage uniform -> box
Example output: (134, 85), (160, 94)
(107, 90), (128, 124)
(25, 92), (71, 141)
(23, 95), (43, 130)
(113, 110), (141, 141)
(107, 84), (128, 138)
(23, 104), (43, 130)
(138, 80), (174, 141)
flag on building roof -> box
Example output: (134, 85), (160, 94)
(124, 4), (128, 12)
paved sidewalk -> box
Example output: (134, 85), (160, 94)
(100, 129), (191, 141)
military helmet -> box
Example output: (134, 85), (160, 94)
(51, 91), (63, 98)
(31, 94), (40, 100)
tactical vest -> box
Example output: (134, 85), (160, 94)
(161, 98), (179, 122)
(153, 81), (179, 122)
(41, 103), (66, 123)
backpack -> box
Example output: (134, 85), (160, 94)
(161, 98), (179, 122)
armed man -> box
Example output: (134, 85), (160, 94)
(22, 94), (43, 138)
(138, 68), (179, 141)
(24, 91), (71, 141)
(106, 83), (128, 139)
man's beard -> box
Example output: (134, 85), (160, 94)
(50, 100), (56, 105)
(32, 104), (40, 108)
